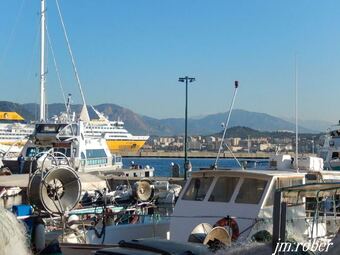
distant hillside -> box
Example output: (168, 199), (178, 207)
(210, 126), (320, 139)
(141, 109), (315, 135)
(0, 101), (320, 136)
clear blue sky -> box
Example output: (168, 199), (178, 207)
(0, 0), (340, 122)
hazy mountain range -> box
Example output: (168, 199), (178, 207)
(0, 101), (329, 136)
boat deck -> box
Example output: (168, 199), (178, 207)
(0, 173), (185, 190)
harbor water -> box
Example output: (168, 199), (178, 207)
(122, 157), (269, 176)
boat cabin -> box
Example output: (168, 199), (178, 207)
(170, 168), (306, 242)
(3, 121), (123, 174)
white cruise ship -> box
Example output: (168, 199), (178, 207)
(0, 109), (148, 153)
(0, 112), (34, 146)
(84, 107), (149, 153)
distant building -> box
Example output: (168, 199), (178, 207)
(206, 136), (216, 143)
(189, 140), (202, 150)
(259, 143), (272, 151)
(231, 137), (241, 146)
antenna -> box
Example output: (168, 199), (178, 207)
(214, 81), (242, 169)
(295, 54), (299, 171)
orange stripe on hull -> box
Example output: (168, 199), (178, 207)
(106, 140), (147, 153)
(0, 140), (27, 146)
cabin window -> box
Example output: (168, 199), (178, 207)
(182, 177), (213, 201)
(59, 125), (76, 136)
(332, 152), (339, 159)
(208, 177), (239, 202)
(86, 149), (107, 159)
(36, 124), (67, 133)
(235, 178), (267, 204)
(66, 149), (71, 157)
(26, 147), (37, 157)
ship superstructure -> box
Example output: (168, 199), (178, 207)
(85, 107), (149, 153)
(0, 112), (34, 146)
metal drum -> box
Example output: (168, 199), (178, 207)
(28, 166), (81, 214)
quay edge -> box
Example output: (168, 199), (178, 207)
(121, 151), (316, 159)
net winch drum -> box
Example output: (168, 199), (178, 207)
(133, 179), (154, 202)
(28, 166), (81, 214)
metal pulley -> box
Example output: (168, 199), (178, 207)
(28, 165), (81, 214)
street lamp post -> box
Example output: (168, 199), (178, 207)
(179, 76), (195, 180)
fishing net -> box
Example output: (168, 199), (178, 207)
(0, 207), (31, 255)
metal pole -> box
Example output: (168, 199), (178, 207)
(184, 77), (188, 180)
(179, 76), (195, 180)
(272, 191), (282, 253)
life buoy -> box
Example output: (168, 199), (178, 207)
(214, 216), (239, 241)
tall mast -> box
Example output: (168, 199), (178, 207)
(40, 0), (46, 121)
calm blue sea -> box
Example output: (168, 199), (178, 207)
(122, 157), (269, 177)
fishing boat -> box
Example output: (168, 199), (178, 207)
(1, 118), (154, 177)
(85, 107), (149, 153)
(95, 179), (340, 255)
(171, 154), (335, 240)
(84, 155), (340, 254)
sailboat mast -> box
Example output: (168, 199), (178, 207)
(40, 0), (46, 121)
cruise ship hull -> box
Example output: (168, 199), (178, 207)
(106, 139), (147, 153)
(0, 139), (28, 146)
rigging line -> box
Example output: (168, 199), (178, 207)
(224, 143), (243, 168)
(0, 0), (26, 69)
(55, 0), (87, 107)
(214, 82), (241, 168)
(46, 25), (68, 112)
